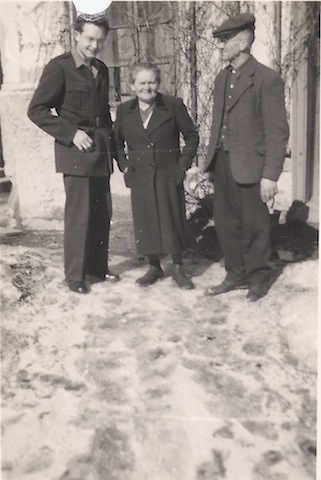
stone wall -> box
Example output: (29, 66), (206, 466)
(0, 1), (72, 229)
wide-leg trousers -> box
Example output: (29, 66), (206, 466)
(63, 175), (112, 283)
(212, 149), (271, 283)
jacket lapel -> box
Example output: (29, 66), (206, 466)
(124, 99), (151, 141)
(228, 56), (257, 111)
(92, 59), (102, 89)
(214, 69), (229, 119)
(146, 93), (172, 135)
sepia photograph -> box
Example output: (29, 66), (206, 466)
(0, 0), (319, 479)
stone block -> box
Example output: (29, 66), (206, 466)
(0, 87), (65, 229)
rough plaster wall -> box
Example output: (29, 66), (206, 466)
(0, 1), (71, 229)
(0, 89), (65, 229)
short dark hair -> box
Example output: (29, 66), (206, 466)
(129, 63), (161, 84)
(74, 16), (110, 36)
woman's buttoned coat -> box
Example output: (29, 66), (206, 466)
(114, 93), (199, 255)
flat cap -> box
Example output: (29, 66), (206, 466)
(213, 12), (255, 38)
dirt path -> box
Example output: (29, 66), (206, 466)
(1, 227), (317, 480)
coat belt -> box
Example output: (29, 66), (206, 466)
(93, 117), (102, 128)
(83, 117), (104, 128)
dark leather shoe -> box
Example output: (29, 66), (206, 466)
(136, 266), (164, 287)
(104, 271), (121, 282)
(204, 278), (248, 296)
(172, 264), (195, 290)
(68, 282), (89, 294)
(247, 284), (269, 302)
(88, 271), (120, 283)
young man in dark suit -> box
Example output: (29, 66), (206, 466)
(28, 14), (125, 294)
(203, 13), (289, 301)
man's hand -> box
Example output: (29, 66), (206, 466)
(72, 130), (94, 152)
(260, 178), (278, 203)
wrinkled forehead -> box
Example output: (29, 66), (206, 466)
(132, 68), (160, 82)
(135, 69), (158, 80)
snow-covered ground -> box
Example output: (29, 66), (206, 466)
(0, 182), (318, 480)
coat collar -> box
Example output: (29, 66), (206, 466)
(224, 55), (258, 111)
(71, 47), (100, 79)
(124, 92), (172, 139)
(124, 99), (150, 141)
(223, 55), (257, 78)
(127, 92), (167, 111)
(146, 93), (172, 135)
(234, 55), (257, 79)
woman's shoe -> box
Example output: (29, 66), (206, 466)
(136, 266), (164, 286)
(172, 264), (195, 290)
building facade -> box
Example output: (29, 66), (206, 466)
(0, 1), (319, 228)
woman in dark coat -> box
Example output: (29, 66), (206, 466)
(114, 63), (199, 289)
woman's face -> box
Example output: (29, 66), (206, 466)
(131, 70), (159, 105)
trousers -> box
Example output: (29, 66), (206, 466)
(63, 175), (112, 283)
(212, 149), (271, 282)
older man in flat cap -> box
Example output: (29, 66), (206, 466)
(203, 12), (289, 301)
(28, 13), (125, 294)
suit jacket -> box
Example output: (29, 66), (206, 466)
(203, 56), (289, 183)
(28, 50), (117, 177)
(114, 93), (199, 254)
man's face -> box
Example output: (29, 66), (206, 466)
(75, 23), (106, 62)
(216, 31), (244, 63)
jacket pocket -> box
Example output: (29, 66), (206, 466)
(64, 82), (89, 111)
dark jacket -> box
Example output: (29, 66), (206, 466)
(28, 50), (118, 177)
(114, 93), (199, 255)
(203, 56), (289, 183)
